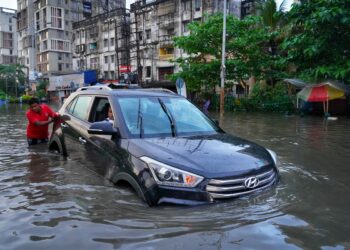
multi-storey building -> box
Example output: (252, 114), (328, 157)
(17, 0), (85, 79)
(0, 7), (17, 65)
(72, 7), (129, 81)
(17, 0), (126, 80)
(129, 0), (251, 85)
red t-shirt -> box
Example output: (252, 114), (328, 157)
(26, 104), (57, 139)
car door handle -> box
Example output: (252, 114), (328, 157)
(61, 123), (69, 128)
(79, 137), (87, 144)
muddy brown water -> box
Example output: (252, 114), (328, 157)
(1, 103), (350, 249)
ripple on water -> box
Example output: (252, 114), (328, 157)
(1, 106), (350, 249)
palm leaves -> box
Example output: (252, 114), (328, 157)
(255, 0), (289, 29)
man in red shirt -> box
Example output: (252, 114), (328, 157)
(26, 97), (60, 145)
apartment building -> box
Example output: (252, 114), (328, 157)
(17, 0), (84, 79)
(129, 0), (249, 85)
(0, 7), (17, 65)
(72, 7), (129, 81)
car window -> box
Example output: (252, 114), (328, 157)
(70, 96), (92, 121)
(66, 97), (78, 113)
(90, 97), (110, 122)
(162, 97), (217, 135)
(118, 97), (172, 136)
(117, 96), (217, 137)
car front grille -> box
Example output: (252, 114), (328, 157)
(206, 169), (277, 199)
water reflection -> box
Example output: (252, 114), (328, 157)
(1, 105), (350, 249)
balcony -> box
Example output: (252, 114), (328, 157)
(159, 47), (174, 61)
(158, 13), (175, 29)
(182, 10), (191, 21)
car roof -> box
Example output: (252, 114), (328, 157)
(75, 86), (180, 98)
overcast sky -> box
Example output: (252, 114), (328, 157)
(0, 0), (135, 10)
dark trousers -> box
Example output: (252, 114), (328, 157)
(27, 138), (48, 146)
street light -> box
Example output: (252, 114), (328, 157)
(220, 0), (227, 115)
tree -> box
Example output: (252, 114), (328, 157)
(281, 0), (350, 82)
(255, 0), (289, 30)
(0, 64), (26, 97)
(172, 14), (284, 92)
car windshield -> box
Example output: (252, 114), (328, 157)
(118, 96), (218, 138)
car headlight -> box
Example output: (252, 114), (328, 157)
(267, 149), (278, 166)
(140, 156), (204, 188)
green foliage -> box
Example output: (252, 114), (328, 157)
(36, 79), (49, 99)
(21, 95), (32, 103)
(240, 83), (294, 112)
(281, 0), (350, 82)
(173, 14), (285, 91)
(204, 83), (293, 112)
(0, 64), (26, 97)
(0, 90), (6, 100)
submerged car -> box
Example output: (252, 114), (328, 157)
(49, 86), (278, 206)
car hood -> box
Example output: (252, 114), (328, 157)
(128, 133), (274, 179)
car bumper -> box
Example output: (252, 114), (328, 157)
(144, 169), (279, 206)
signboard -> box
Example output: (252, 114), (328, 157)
(48, 73), (84, 91)
(83, 1), (92, 17)
(176, 78), (187, 98)
(119, 65), (131, 73)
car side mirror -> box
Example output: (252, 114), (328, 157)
(88, 121), (118, 135)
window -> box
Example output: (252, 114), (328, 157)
(58, 53), (63, 60)
(66, 63), (69, 68)
(104, 39), (108, 47)
(58, 63), (63, 71)
(104, 71), (109, 79)
(118, 97), (217, 137)
(138, 31), (142, 41)
(195, 0), (201, 11)
(51, 7), (63, 29)
(90, 97), (110, 122)
(146, 66), (151, 78)
(183, 21), (190, 32)
(183, 0), (191, 11)
(110, 38), (114, 46)
(146, 29), (151, 40)
(69, 96), (93, 121)
(110, 55), (114, 63)
(104, 56), (108, 64)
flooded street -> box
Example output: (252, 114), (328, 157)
(1, 103), (350, 250)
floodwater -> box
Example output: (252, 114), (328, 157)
(1, 103), (350, 250)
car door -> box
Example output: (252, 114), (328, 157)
(83, 96), (127, 180)
(61, 94), (93, 160)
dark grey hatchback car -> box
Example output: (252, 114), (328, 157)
(49, 86), (279, 206)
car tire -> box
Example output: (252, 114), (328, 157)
(49, 134), (67, 156)
(112, 172), (153, 205)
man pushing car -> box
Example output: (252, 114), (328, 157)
(26, 97), (60, 146)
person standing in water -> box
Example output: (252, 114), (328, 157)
(26, 97), (60, 145)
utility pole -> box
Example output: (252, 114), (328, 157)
(220, 0), (227, 115)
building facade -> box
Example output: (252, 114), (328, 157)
(16, 0), (125, 80)
(72, 8), (130, 81)
(129, 0), (249, 85)
(0, 7), (17, 65)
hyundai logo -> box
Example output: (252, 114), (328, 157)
(244, 177), (259, 189)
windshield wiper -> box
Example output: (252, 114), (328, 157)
(158, 98), (176, 137)
(137, 98), (144, 138)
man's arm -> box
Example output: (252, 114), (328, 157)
(34, 120), (54, 126)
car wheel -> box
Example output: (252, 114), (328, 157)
(49, 134), (67, 156)
(113, 172), (155, 206)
